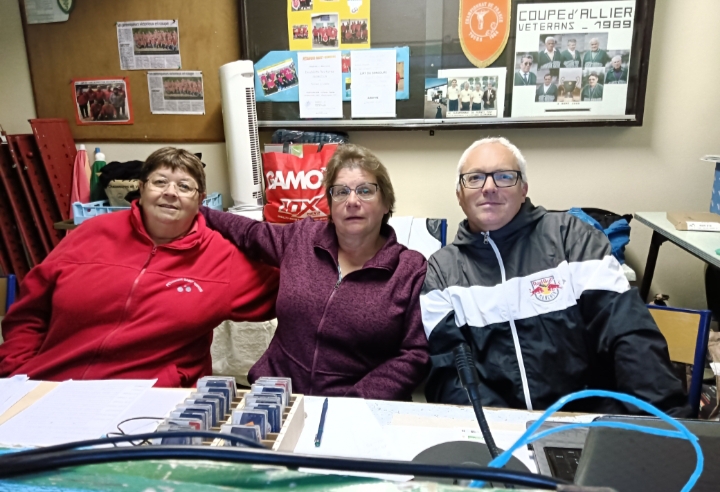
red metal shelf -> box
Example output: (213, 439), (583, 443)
(30, 119), (76, 221)
(11, 135), (64, 248)
(0, 143), (47, 267)
(6, 136), (53, 255)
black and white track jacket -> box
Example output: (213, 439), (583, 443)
(421, 200), (690, 417)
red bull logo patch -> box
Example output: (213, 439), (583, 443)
(530, 276), (562, 302)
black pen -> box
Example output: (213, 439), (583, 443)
(314, 398), (329, 447)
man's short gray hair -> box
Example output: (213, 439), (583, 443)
(612, 55), (622, 62)
(456, 137), (528, 191)
(545, 36), (556, 44)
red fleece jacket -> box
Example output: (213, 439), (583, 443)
(0, 203), (278, 387)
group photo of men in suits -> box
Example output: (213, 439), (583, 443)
(515, 33), (630, 105)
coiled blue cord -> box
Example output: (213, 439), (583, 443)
(469, 389), (703, 491)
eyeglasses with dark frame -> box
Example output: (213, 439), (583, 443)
(459, 170), (521, 189)
(145, 176), (199, 197)
(328, 183), (379, 202)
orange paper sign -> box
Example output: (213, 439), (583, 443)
(459, 0), (511, 68)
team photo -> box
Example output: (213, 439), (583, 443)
(132, 27), (179, 55)
(257, 59), (299, 96)
(311, 14), (339, 48)
(73, 79), (131, 125)
(162, 77), (203, 100)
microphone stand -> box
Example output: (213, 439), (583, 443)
(453, 343), (500, 459)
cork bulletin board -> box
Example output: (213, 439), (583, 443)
(19, 0), (241, 142)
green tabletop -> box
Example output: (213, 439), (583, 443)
(0, 453), (524, 491)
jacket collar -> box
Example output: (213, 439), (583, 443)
(313, 221), (402, 272)
(453, 198), (547, 247)
(130, 201), (204, 250)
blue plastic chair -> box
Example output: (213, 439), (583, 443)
(647, 304), (712, 418)
(1, 274), (17, 316)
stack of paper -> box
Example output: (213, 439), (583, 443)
(0, 375), (40, 417)
(0, 379), (156, 447)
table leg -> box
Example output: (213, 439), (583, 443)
(639, 231), (668, 302)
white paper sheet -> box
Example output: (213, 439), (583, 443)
(0, 380), (155, 447)
(294, 397), (404, 481)
(112, 388), (193, 437)
(350, 50), (396, 118)
(23, 0), (68, 24)
(298, 52), (343, 119)
(385, 404), (599, 473)
(388, 216), (413, 246)
(0, 376), (39, 417)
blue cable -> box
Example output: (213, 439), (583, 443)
(469, 389), (703, 491)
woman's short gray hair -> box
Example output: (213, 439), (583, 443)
(455, 137), (528, 191)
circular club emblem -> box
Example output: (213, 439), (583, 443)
(465, 3), (503, 42)
(530, 276), (562, 302)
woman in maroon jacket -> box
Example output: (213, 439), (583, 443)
(202, 144), (429, 401)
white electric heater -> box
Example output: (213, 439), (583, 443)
(219, 60), (264, 219)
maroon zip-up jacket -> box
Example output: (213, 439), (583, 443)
(201, 207), (430, 401)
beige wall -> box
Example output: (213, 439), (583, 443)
(0, 0), (37, 133)
(1, 1), (718, 309)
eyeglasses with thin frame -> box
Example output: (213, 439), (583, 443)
(459, 170), (521, 189)
(328, 183), (379, 202)
(145, 176), (199, 197)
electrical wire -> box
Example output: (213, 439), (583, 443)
(0, 430), (265, 463)
(0, 432), (566, 489)
(468, 389), (704, 491)
(105, 416), (168, 446)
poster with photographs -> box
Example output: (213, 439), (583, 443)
(257, 59), (299, 97)
(72, 78), (133, 125)
(287, 0), (370, 51)
(433, 68), (507, 119)
(252, 46), (409, 103)
(511, 1), (634, 118)
(147, 71), (205, 115)
(117, 20), (181, 70)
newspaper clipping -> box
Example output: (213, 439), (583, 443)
(147, 71), (205, 115)
(117, 20), (181, 70)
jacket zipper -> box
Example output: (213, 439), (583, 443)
(482, 232), (533, 411)
(309, 268), (342, 394)
(80, 246), (158, 379)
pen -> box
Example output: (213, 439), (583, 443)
(314, 398), (329, 447)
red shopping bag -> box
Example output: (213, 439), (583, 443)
(262, 144), (338, 223)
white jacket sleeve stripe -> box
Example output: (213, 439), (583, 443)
(569, 256), (630, 299)
(422, 258), (629, 338)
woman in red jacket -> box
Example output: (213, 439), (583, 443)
(0, 148), (278, 387)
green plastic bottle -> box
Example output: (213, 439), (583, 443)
(89, 147), (108, 202)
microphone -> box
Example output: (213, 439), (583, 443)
(453, 343), (500, 460)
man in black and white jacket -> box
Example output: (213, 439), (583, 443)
(421, 137), (690, 416)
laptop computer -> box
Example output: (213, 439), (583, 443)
(575, 416), (720, 492)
